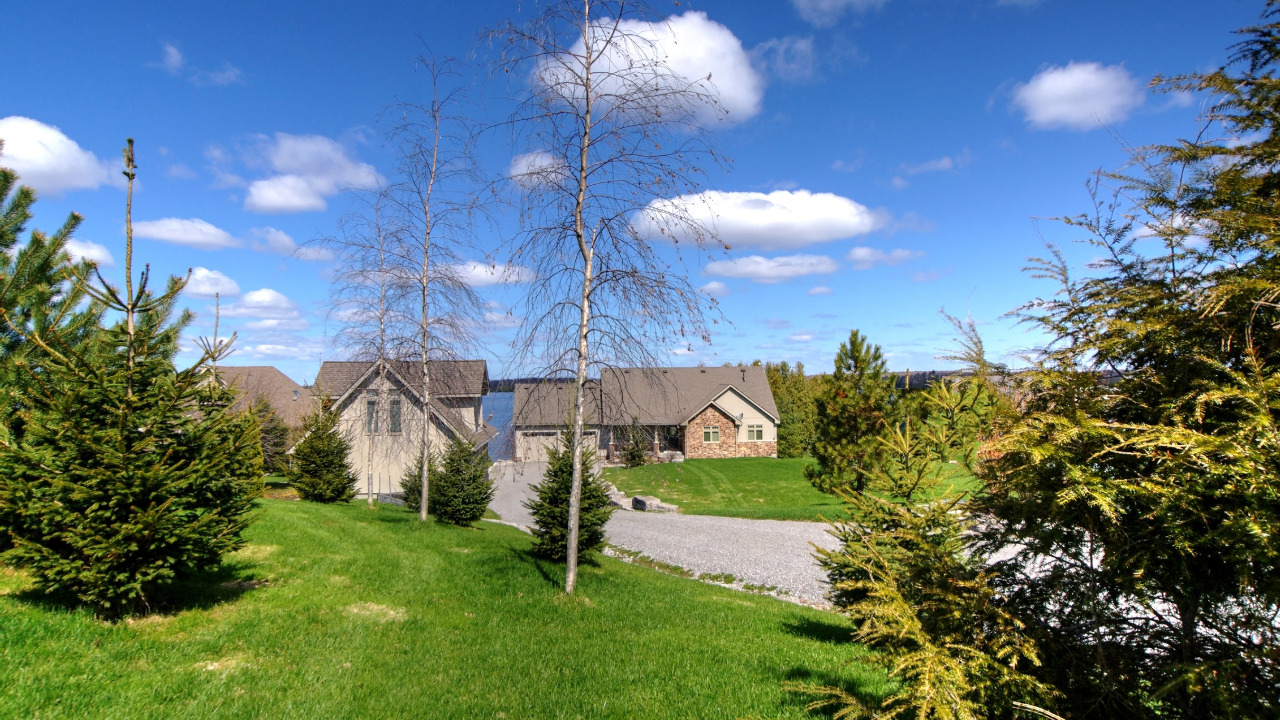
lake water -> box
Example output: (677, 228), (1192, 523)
(484, 391), (514, 459)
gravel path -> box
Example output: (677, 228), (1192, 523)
(488, 461), (839, 607)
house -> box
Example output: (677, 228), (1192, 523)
(312, 359), (497, 496)
(213, 365), (315, 429)
(511, 366), (780, 463)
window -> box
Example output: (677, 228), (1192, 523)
(747, 424), (763, 441)
(702, 425), (720, 443)
(366, 395), (379, 434)
(388, 396), (402, 434)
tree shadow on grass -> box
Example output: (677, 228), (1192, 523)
(782, 616), (858, 645)
(8, 557), (269, 620)
(503, 544), (603, 590)
(779, 665), (890, 719)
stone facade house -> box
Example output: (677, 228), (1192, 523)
(511, 366), (779, 463)
(311, 359), (497, 497)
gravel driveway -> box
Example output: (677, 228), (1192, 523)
(488, 461), (839, 607)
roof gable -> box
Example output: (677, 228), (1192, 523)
(683, 384), (780, 426)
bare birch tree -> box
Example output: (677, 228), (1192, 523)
(320, 188), (414, 507)
(386, 54), (487, 521)
(490, 0), (728, 593)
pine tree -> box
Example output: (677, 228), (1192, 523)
(290, 407), (359, 503)
(525, 432), (614, 562)
(797, 382), (1051, 720)
(977, 8), (1280, 715)
(431, 436), (493, 526)
(0, 140), (261, 618)
(806, 330), (898, 493)
(249, 395), (290, 475)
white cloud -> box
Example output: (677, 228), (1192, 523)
(241, 343), (320, 359)
(899, 149), (971, 176)
(483, 311), (523, 329)
(704, 254), (838, 284)
(847, 246), (923, 270)
(245, 318), (310, 331)
(639, 189), (887, 251)
(65, 239), (115, 268)
(808, 285), (832, 295)
(185, 267), (241, 299)
(912, 268), (948, 283)
(751, 36), (816, 82)
(787, 332), (815, 343)
(159, 43), (184, 74)
(545, 11), (764, 125)
(250, 226), (333, 261)
(1012, 62), (1145, 131)
(220, 288), (301, 319)
(244, 133), (381, 213)
(0, 117), (121, 194)
(165, 163), (197, 180)
(455, 261), (535, 287)
(701, 280), (730, 297)
(508, 151), (568, 189)
(791, 0), (888, 27)
(191, 63), (243, 87)
(133, 218), (240, 250)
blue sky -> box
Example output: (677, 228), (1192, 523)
(2, 0), (1262, 383)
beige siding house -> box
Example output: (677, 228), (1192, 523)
(313, 359), (497, 497)
(512, 366), (779, 463)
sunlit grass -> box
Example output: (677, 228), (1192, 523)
(605, 457), (846, 522)
(1, 500), (885, 719)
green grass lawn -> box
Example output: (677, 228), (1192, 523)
(605, 457), (846, 522)
(1, 500), (883, 719)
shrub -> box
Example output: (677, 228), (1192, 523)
(525, 432), (614, 562)
(432, 436), (494, 525)
(290, 408), (358, 503)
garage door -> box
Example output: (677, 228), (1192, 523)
(517, 431), (558, 463)
(516, 430), (600, 463)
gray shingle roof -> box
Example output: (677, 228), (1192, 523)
(215, 365), (315, 428)
(313, 360), (488, 400)
(512, 366), (778, 428)
(512, 380), (600, 427)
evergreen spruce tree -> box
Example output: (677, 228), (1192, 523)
(525, 432), (614, 562)
(400, 452), (432, 514)
(431, 436), (493, 526)
(0, 141), (261, 618)
(249, 395), (290, 475)
(805, 330), (898, 493)
(290, 406), (359, 503)
(0, 150), (102, 449)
